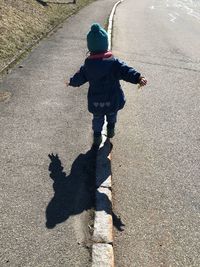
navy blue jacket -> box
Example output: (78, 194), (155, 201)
(69, 52), (141, 114)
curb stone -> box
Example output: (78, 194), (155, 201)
(93, 185), (113, 244)
(92, 1), (124, 266)
(92, 244), (114, 267)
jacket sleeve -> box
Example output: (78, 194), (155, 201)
(69, 65), (88, 87)
(115, 59), (141, 84)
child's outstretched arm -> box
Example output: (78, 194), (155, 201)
(67, 65), (88, 87)
(116, 59), (147, 86)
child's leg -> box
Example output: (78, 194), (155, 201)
(92, 114), (105, 146)
(92, 114), (105, 134)
(106, 112), (117, 138)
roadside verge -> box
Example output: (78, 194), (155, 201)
(0, 0), (94, 76)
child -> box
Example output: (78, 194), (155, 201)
(66, 23), (147, 147)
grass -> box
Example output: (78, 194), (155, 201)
(0, 0), (95, 72)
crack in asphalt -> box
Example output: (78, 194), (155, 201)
(132, 59), (200, 73)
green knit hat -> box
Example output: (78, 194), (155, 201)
(87, 23), (109, 53)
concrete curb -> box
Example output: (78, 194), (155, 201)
(92, 1), (123, 266)
(92, 244), (114, 267)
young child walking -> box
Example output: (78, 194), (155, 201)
(67, 23), (147, 147)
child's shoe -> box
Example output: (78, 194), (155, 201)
(93, 132), (102, 147)
(107, 124), (115, 138)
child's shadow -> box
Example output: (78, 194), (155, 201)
(46, 145), (125, 231)
(46, 149), (95, 229)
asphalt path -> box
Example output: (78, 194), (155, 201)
(0, 1), (117, 266)
(112, 0), (200, 266)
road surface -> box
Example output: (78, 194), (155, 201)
(0, 1), (116, 266)
(112, 0), (200, 266)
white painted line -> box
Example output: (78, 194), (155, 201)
(168, 13), (176, 23)
(189, 13), (200, 21)
(184, 5), (193, 14)
(183, 5), (200, 22)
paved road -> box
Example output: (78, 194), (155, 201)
(112, 0), (200, 266)
(0, 1), (117, 266)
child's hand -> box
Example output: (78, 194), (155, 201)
(139, 76), (147, 87)
(65, 80), (70, 87)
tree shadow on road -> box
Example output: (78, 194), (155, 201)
(45, 144), (125, 231)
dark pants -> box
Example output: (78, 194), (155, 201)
(92, 112), (117, 133)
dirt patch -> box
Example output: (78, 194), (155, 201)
(0, 0), (94, 72)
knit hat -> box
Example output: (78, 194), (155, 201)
(87, 23), (109, 53)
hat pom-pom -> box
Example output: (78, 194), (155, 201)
(91, 23), (101, 32)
